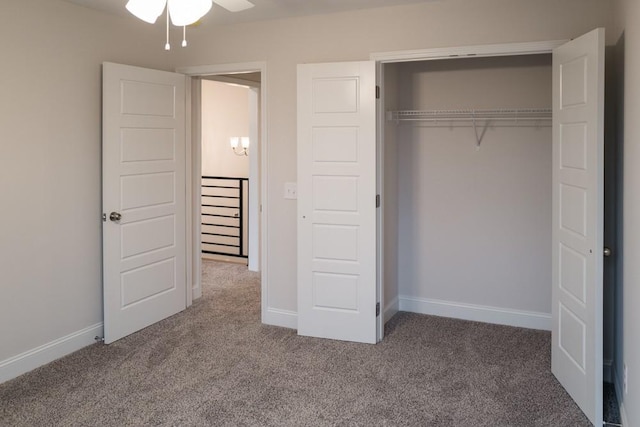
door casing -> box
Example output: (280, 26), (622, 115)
(371, 40), (567, 342)
(371, 37), (604, 424)
(177, 62), (271, 324)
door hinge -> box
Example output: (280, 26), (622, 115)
(376, 194), (381, 208)
(376, 85), (380, 99)
(376, 302), (381, 317)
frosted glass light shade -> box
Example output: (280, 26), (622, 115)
(230, 137), (249, 156)
(168, 0), (213, 26)
(126, 0), (167, 24)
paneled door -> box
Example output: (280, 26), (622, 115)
(102, 62), (187, 344)
(551, 28), (604, 425)
(297, 61), (377, 344)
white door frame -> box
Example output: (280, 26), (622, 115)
(371, 40), (567, 342)
(177, 62), (268, 320)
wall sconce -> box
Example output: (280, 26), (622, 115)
(230, 137), (250, 156)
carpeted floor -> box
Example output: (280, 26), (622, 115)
(0, 260), (591, 426)
(603, 382), (621, 425)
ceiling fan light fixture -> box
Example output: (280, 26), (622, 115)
(125, 0), (167, 24)
(126, 0), (254, 50)
(168, 0), (213, 26)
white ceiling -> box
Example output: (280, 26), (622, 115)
(62, 0), (436, 25)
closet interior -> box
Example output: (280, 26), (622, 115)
(382, 54), (555, 327)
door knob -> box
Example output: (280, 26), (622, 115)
(603, 247), (612, 257)
(109, 212), (122, 222)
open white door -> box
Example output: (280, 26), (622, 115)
(297, 61), (377, 343)
(551, 28), (604, 425)
(103, 62), (187, 344)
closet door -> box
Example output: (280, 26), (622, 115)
(297, 61), (377, 343)
(551, 28), (604, 426)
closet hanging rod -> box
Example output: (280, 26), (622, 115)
(397, 122), (552, 128)
(388, 108), (552, 122)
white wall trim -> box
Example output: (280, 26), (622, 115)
(188, 77), (203, 302)
(263, 308), (297, 329)
(398, 295), (551, 330)
(376, 60), (385, 342)
(0, 323), (103, 384)
(202, 253), (248, 264)
(384, 296), (399, 324)
(247, 87), (260, 272)
(370, 40), (567, 63)
(185, 75), (194, 308)
(177, 62), (267, 76)
(202, 74), (261, 89)
(613, 365), (629, 427)
(192, 283), (202, 301)
(373, 39), (563, 343)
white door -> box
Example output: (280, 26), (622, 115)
(102, 62), (187, 344)
(551, 28), (604, 425)
(297, 61), (377, 343)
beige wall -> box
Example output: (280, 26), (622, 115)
(612, 0), (640, 424)
(0, 0), (174, 366)
(201, 80), (250, 178)
(2, 0), (632, 403)
(172, 0), (613, 315)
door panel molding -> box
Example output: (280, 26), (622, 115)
(102, 62), (187, 344)
(297, 61), (377, 344)
(551, 28), (604, 425)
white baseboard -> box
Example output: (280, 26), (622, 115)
(398, 295), (551, 330)
(620, 398), (629, 427)
(202, 254), (247, 265)
(613, 365), (629, 427)
(0, 323), (103, 384)
(192, 283), (202, 300)
(384, 296), (399, 324)
(262, 307), (297, 329)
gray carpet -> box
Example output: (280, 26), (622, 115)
(603, 382), (621, 425)
(0, 260), (590, 426)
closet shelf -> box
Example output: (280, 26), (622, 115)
(387, 108), (553, 148)
(387, 108), (552, 124)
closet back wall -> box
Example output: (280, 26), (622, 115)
(394, 55), (553, 321)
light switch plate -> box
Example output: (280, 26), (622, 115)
(284, 182), (297, 199)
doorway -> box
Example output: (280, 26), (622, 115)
(179, 62), (267, 321)
(199, 76), (258, 267)
(380, 54), (554, 331)
(371, 32), (606, 425)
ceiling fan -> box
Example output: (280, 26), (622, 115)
(126, 0), (255, 49)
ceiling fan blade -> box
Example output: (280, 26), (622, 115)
(212, 0), (255, 12)
(126, 0), (167, 24)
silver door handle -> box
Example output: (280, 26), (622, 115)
(603, 247), (612, 257)
(109, 212), (122, 222)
